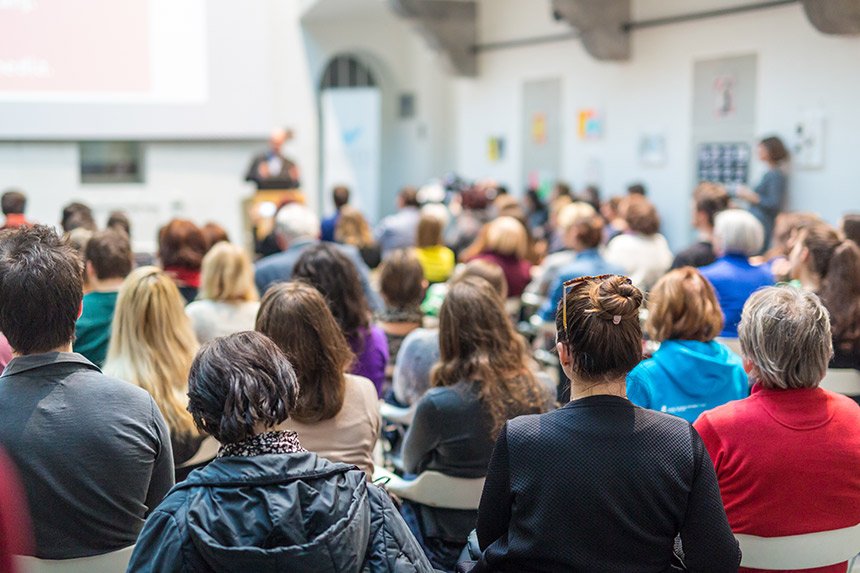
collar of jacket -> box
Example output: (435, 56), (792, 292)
(1, 352), (99, 378)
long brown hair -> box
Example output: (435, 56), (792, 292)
(255, 281), (354, 423)
(433, 277), (547, 438)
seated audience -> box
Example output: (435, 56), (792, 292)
(700, 209), (773, 337)
(842, 213), (860, 246)
(402, 277), (552, 570)
(447, 186), (491, 257)
(158, 218), (208, 304)
(254, 203), (380, 308)
(672, 182), (730, 269)
(377, 250), (426, 378)
(0, 226), (173, 558)
(74, 229), (134, 366)
(392, 328), (441, 408)
(321, 184), (350, 242)
(627, 267), (748, 422)
(127, 332), (432, 572)
(185, 242), (260, 343)
(523, 189), (548, 238)
(376, 186), (422, 256)
(106, 210), (131, 236)
(293, 244), (389, 396)
(605, 194), (673, 291)
(104, 267), (203, 479)
(526, 201), (596, 298)
(0, 447), (32, 572)
(200, 221), (229, 249)
(414, 212), (456, 283)
(756, 211), (822, 281)
(336, 205), (381, 269)
(788, 222), (860, 370)
(1, 189), (29, 230)
(256, 282), (380, 477)
(470, 216), (532, 297)
(60, 201), (97, 233)
(695, 287), (860, 573)
(473, 275), (740, 572)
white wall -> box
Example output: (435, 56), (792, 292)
(455, 1), (860, 248)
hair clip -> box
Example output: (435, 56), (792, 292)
(612, 315), (622, 325)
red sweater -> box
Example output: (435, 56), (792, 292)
(695, 384), (860, 573)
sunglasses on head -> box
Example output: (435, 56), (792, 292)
(561, 274), (632, 331)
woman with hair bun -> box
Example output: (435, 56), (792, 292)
(470, 275), (740, 572)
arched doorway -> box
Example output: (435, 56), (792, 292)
(319, 54), (382, 223)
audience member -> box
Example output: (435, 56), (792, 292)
(448, 186), (491, 256)
(1, 189), (29, 230)
(472, 275), (740, 572)
(402, 277), (551, 570)
(523, 189), (548, 237)
(293, 244), (389, 396)
(392, 328), (441, 408)
(185, 242), (260, 343)
(377, 250), (426, 379)
(60, 201), (97, 233)
(545, 190), (574, 254)
(700, 209), (773, 337)
(127, 332), (432, 572)
(757, 211), (823, 281)
(627, 267), (748, 422)
(470, 216), (532, 297)
(0, 226), (173, 558)
(527, 201), (596, 298)
(0, 447), (32, 573)
(605, 195), (673, 291)
(600, 196), (627, 243)
(695, 287), (860, 573)
(254, 203), (380, 307)
(736, 136), (790, 249)
(256, 282), (380, 477)
(158, 219), (208, 304)
(842, 213), (860, 247)
(627, 182), (647, 196)
(335, 205), (381, 269)
(672, 182), (730, 269)
(577, 184), (601, 212)
(103, 266), (203, 478)
(376, 186), (422, 256)
(321, 184), (350, 242)
(414, 212), (456, 283)
(200, 221), (229, 250)
(788, 222), (860, 370)
(106, 210), (131, 236)
(74, 229), (134, 366)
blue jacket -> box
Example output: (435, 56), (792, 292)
(627, 340), (749, 423)
(699, 255), (772, 337)
(127, 452), (434, 572)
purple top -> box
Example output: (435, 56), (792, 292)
(349, 325), (389, 397)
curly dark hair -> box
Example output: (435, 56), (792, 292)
(293, 243), (370, 339)
(187, 331), (299, 444)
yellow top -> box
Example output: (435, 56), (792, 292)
(414, 245), (456, 283)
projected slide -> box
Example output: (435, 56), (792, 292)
(0, 0), (206, 103)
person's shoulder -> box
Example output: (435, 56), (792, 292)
(345, 374), (379, 403)
(822, 388), (860, 417)
(254, 250), (289, 272)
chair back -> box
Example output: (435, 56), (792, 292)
(16, 545), (135, 573)
(177, 436), (220, 469)
(373, 467), (485, 510)
(736, 523), (860, 570)
(820, 369), (860, 397)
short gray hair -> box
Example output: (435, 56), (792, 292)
(275, 204), (320, 243)
(739, 286), (833, 390)
(713, 209), (764, 257)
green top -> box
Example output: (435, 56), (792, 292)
(74, 291), (119, 367)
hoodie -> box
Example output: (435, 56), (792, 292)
(127, 452), (434, 573)
(626, 340), (749, 423)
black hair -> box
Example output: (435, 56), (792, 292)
(187, 331), (299, 444)
(1, 190), (26, 215)
(0, 225), (83, 354)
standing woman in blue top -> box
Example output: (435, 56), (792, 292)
(737, 136), (790, 249)
(627, 267), (748, 422)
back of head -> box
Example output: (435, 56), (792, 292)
(739, 287), (831, 390)
(770, 211), (823, 256)
(646, 267), (723, 342)
(797, 223), (842, 278)
(693, 182), (729, 227)
(452, 259), (509, 299)
(379, 249), (425, 309)
(61, 202), (96, 233)
(188, 331), (299, 444)
(556, 201), (597, 234)
(0, 225), (82, 354)
(159, 219), (207, 271)
(106, 211), (131, 237)
(275, 203), (320, 244)
(627, 183), (647, 196)
(569, 212), (605, 251)
(842, 213), (860, 247)
(713, 209), (764, 257)
(256, 281), (352, 423)
(1, 189), (26, 216)
(556, 275), (643, 382)
(293, 243), (369, 337)
(399, 186), (419, 208)
(85, 229), (134, 281)
(416, 213), (444, 248)
(335, 206), (373, 248)
(201, 222), (229, 250)
(760, 135), (789, 164)
(485, 216), (528, 259)
(620, 195), (660, 236)
(106, 266), (198, 435)
(332, 185), (350, 209)
(199, 242), (258, 302)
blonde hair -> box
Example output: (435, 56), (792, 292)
(485, 216), (528, 260)
(335, 206), (374, 248)
(104, 266), (199, 436)
(199, 242), (258, 302)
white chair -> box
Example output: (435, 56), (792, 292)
(372, 467), (485, 510)
(736, 523), (860, 570)
(177, 436), (220, 469)
(716, 337), (743, 357)
(820, 369), (860, 397)
(16, 545), (135, 573)
(379, 401), (416, 426)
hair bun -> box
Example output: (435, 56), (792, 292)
(593, 276), (643, 321)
